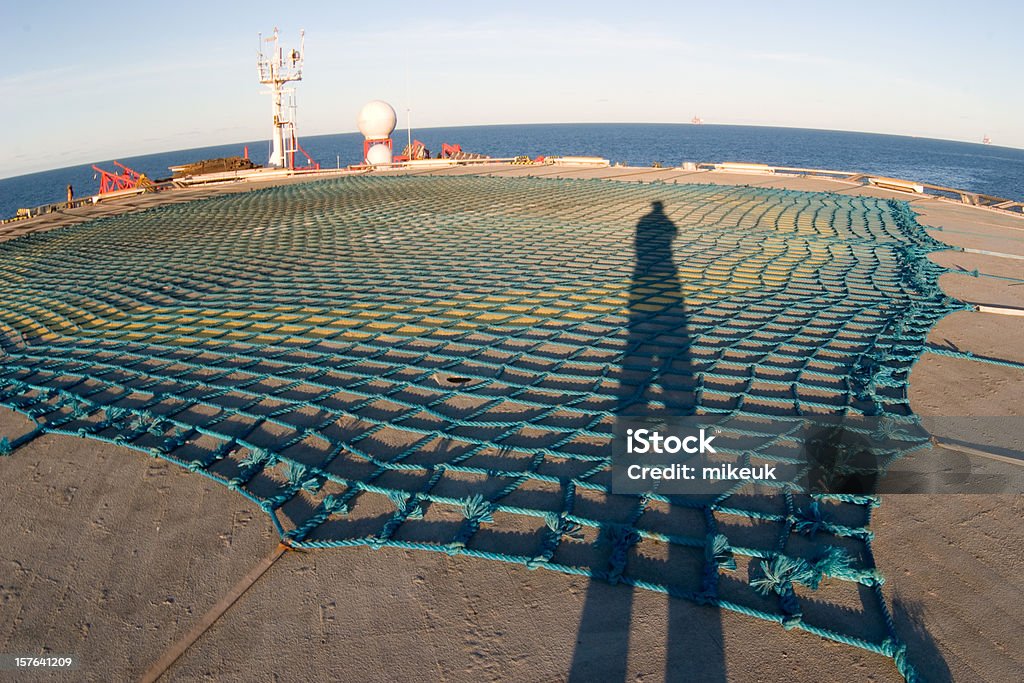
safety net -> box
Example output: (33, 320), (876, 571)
(0, 175), (967, 680)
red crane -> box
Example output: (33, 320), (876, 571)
(92, 161), (153, 194)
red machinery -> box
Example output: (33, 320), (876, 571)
(393, 139), (429, 162)
(441, 143), (489, 161)
(440, 143), (463, 159)
(92, 161), (153, 194)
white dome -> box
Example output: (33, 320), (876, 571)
(365, 143), (392, 166)
(357, 100), (397, 139)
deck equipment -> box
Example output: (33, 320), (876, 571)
(92, 161), (154, 195)
(257, 28), (317, 170)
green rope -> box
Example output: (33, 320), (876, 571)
(0, 176), (959, 681)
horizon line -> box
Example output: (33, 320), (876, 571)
(1, 121), (1017, 183)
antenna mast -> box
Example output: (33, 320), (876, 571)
(257, 27), (305, 168)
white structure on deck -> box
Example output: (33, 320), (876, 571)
(358, 100), (397, 165)
(257, 27), (305, 168)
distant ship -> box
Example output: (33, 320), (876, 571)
(982, 134), (992, 145)
(691, 115), (703, 125)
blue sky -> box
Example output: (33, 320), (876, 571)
(4, 1), (1021, 178)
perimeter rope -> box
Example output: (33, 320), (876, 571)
(0, 176), (965, 680)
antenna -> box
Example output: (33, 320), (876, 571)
(257, 27), (305, 168)
(405, 69), (412, 151)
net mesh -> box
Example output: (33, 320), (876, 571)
(0, 176), (965, 680)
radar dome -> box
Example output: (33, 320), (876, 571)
(365, 143), (392, 167)
(358, 100), (397, 139)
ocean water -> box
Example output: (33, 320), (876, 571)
(1, 123), (1021, 219)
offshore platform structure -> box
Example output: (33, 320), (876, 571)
(257, 27), (317, 169)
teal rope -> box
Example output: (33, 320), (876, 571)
(0, 177), (960, 681)
(924, 344), (1024, 370)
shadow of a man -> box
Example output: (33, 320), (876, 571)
(569, 201), (724, 682)
(617, 200), (695, 420)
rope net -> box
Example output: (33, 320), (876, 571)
(0, 176), (963, 680)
